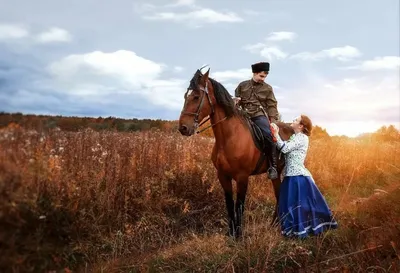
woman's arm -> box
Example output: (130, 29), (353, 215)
(276, 133), (306, 154)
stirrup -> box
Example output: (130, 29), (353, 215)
(267, 167), (278, 180)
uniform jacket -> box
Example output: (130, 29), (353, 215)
(235, 79), (279, 122)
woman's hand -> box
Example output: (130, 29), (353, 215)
(271, 123), (279, 137)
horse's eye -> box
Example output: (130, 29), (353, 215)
(193, 96), (200, 100)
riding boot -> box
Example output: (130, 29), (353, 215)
(267, 142), (278, 180)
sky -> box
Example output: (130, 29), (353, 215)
(0, 0), (399, 137)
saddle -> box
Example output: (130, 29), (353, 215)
(238, 108), (285, 176)
(240, 114), (270, 175)
(246, 117), (267, 152)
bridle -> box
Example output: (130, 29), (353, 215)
(180, 72), (227, 134)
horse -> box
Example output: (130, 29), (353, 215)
(178, 67), (294, 239)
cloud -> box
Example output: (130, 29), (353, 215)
(48, 50), (163, 87)
(244, 44), (289, 61)
(277, 73), (399, 136)
(243, 31), (296, 60)
(0, 23), (72, 46)
(173, 66), (184, 72)
(1, 85), (181, 120)
(260, 46), (288, 60)
(144, 9), (243, 24)
(135, 1), (243, 25)
(144, 78), (187, 109)
(0, 23), (29, 40)
(290, 45), (362, 62)
(1, 49), (189, 119)
(343, 56), (400, 71)
(244, 35), (361, 63)
(166, 0), (196, 7)
(46, 50), (185, 110)
(36, 27), (72, 43)
(212, 68), (251, 82)
(266, 31), (297, 42)
(243, 43), (265, 53)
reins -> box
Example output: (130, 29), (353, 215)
(195, 116), (227, 134)
(180, 71), (228, 135)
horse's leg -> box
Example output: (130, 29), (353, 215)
(218, 171), (235, 237)
(270, 177), (281, 226)
(235, 176), (248, 239)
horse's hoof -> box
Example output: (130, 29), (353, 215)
(234, 228), (243, 240)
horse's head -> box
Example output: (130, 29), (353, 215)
(178, 67), (215, 136)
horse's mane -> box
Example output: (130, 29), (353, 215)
(189, 70), (247, 120)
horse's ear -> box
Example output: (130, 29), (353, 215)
(201, 68), (210, 85)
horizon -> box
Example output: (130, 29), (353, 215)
(1, 0), (399, 137)
(2, 110), (399, 139)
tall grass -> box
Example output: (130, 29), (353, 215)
(0, 125), (399, 272)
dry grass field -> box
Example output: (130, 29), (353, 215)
(0, 123), (399, 272)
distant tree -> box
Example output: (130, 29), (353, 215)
(115, 121), (126, 132)
(127, 123), (141, 131)
(311, 125), (330, 140)
(374, 125), (400, 142)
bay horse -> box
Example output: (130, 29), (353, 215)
(178, 67), (294, 239)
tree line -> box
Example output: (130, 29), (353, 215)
(0, 112), (178, 133)
(0, 112), (398, 141)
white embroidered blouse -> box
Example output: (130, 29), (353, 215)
(276, 132), (312, 177)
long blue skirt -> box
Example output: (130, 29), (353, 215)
(278, 175), (338, 238)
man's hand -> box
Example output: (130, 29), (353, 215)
(233, 97), (241, 105)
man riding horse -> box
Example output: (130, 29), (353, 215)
(233, 61), (279, 180)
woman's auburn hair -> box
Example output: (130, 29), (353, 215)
(300, 115), (312, 136)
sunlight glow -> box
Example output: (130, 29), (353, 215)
(321, 121), (400, 137)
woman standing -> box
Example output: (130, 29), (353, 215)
(271, 115), (338, 238)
